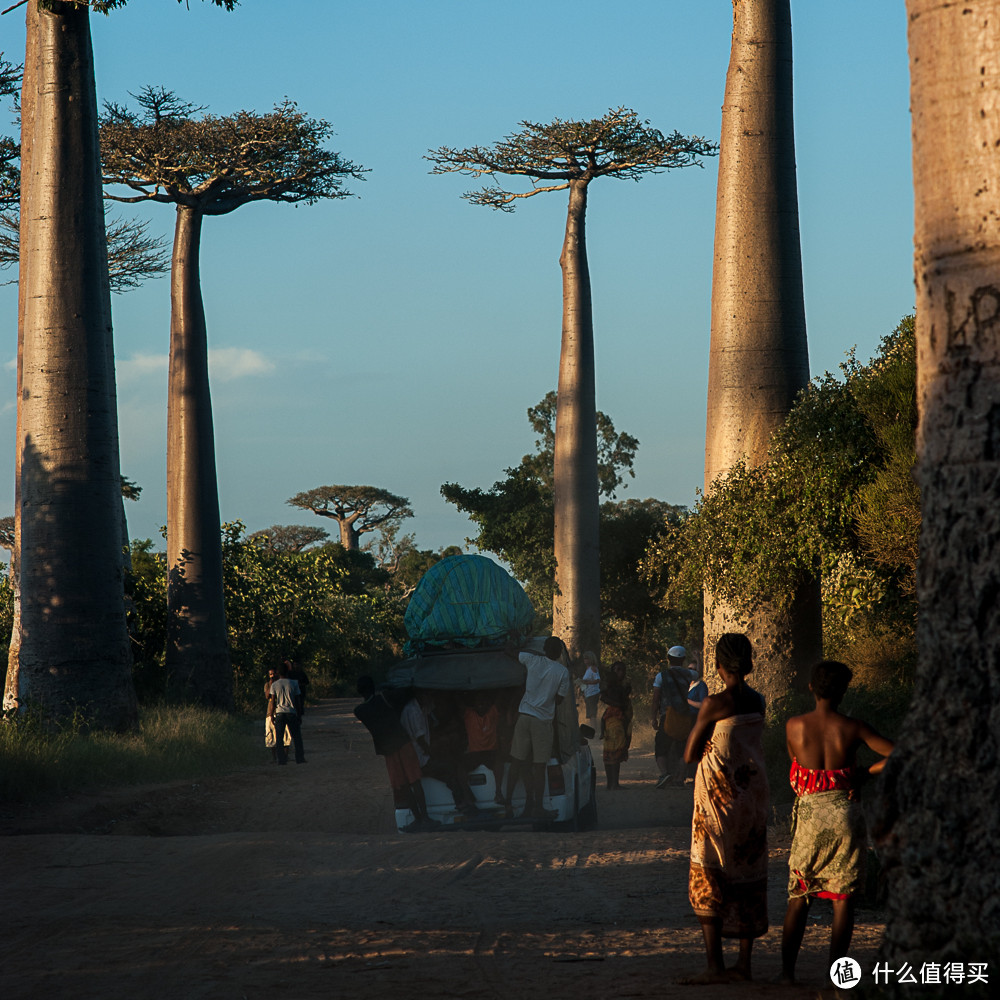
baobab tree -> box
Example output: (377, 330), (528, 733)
(248, 525), (330, 555)
(5, 1), (234, 726)
(428, 109), (716, 659)
(703, 0), (820, 702)
(288, 486), (413, 551)
(870, 2), (1000, 987)
(99, 86), (365, 708)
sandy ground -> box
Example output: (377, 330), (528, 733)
(0, 699), (885, 999)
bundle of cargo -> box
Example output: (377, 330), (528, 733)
(403, 553), (538, 652)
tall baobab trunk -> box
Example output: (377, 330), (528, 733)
(552, 178), (601, 660)
(703, 0), (820, 701)
(5, 1), (136, 728)
(3, 5), (36, 715)
(871, 3), (1000, 986)
(165, 204), (233, 709)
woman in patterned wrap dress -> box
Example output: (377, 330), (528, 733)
(682, 632), (769, 984)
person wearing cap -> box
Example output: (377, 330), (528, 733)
(651, 645), (695, 787)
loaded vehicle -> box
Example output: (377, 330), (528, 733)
(384, 554), (597, 832)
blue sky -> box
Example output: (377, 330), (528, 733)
(1, 1), (914, 555)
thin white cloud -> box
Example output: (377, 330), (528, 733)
(115, 348), (274, 384)
(118, 353), (168, 380)
(4, 358), (15, 371)
(209, 347), (274, 382)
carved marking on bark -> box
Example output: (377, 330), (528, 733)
(944, 284), (1000, 359)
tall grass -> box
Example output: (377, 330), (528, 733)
(0, 704), (260, 804)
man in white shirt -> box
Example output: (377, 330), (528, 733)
(505, 636), (571, 820)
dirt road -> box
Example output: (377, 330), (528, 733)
(0, 699), (883, 998)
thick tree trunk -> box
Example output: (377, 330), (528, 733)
(5, 1), (136, 728)
(339, 518), (360, 550)
(871, 3), (1000, 989)
(552, 179), (601, 660)
(3, 2), (35, 714)
(703, 0), (820, 701)
(165, 205), (233, 709)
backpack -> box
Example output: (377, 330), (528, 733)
(660, 669), (694, 742)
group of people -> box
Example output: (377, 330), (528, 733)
(353, 635), (573, 829)
(576, 644), (705, 792)
(683, 632), (894, 985)
(348, 629), (893, 986)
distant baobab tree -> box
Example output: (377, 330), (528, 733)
(100, 86), (366, 708)
(288, 486), (413, 552)
(703, 0), (820, 703)
(248, 525), (331, 555)
(428, 108), (717, 660)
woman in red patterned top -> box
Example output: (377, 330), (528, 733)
(779, 660), (894, 984)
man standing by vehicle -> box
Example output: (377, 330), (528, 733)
(354, 676), (437, 831)
(505, 636), (571, 820)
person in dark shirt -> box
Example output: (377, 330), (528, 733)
(284, 659), (309, 718)
(354, 676), (437, 831)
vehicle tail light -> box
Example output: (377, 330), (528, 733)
(546, 763), (565, 797)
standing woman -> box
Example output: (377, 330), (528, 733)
(682, 633), (769, 983)
(600, 661), (633, 790)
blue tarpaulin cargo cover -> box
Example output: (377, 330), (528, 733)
(403, 554), (536, 652)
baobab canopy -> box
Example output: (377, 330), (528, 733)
(426, 106), (717, 210)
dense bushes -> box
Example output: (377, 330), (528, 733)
(126, 522), (407, 713)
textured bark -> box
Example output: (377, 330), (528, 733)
(5, 2), (136, 728)
(871, 3), (1000, 988)
(165, 205), (232, 709)
(703, 0), (820, 701)
(552, 179), (601, 660)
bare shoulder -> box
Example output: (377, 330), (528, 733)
(700, 690), (734, 720)
(785, 713), (806, 736)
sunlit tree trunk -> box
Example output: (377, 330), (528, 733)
(703, 0), (820, 701)
(165, 205), (232, 707)
(871, 3), (1000, 987)
(3, 4), (35, 714)
(5, 1), (136, 728)
(339, 517), (360, 550)
(165, 204), (232, 708)
(552, 178), (601, 660)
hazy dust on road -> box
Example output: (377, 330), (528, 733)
(0, 699), (883, 998)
